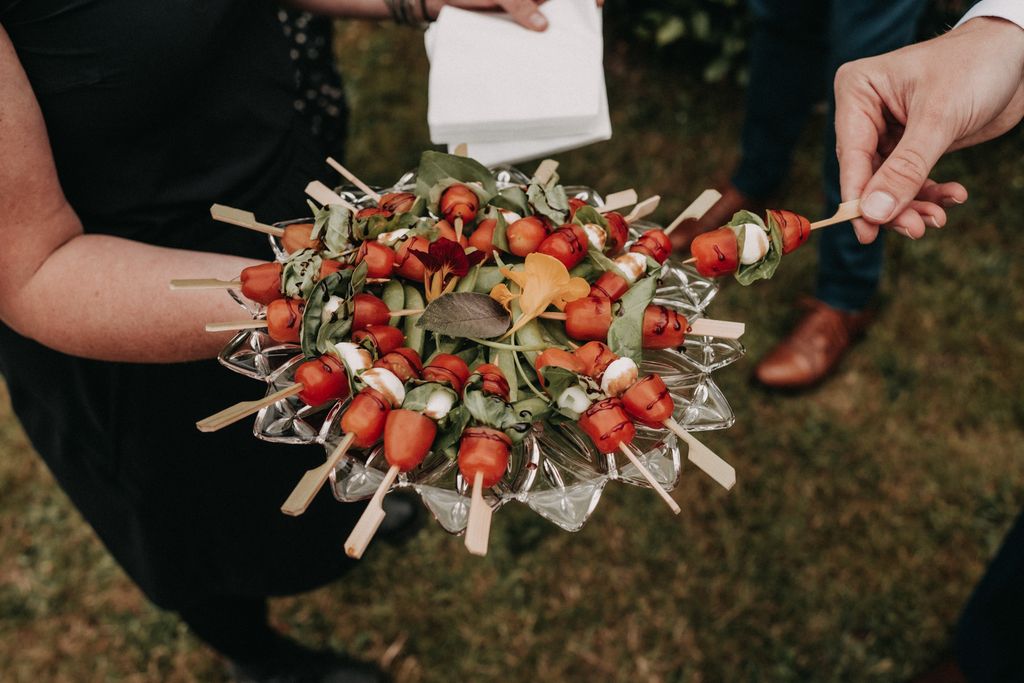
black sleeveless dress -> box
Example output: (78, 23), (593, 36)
(0, 0), (362, 608)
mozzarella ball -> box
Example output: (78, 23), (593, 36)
(358, 368), (406, 407)
(557, 386), (592, 415)
(581, 223), (607, 252)
(321, 295), (346, 323)
(423, 388), (456, 420)
(334, 342), (372, 375)
(377, 228), (411, 245)
(600, 357), (639, 396)
(613, 252), (648, 283)
(739, 223), (770, 265)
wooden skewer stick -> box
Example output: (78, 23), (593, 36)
(325, 157), (381, 203)
(170, 279), (242, 290)
(205, 320), (268, 333)
(810, 199), (860, 230)
(662, 419), (735, 490)
(196, 384), (304, 433)
(617, 443), (681, 514)
(664, 189), (723, 235)
(454, 217), (464, 244)
(452, 143), (468, 157)
(280, 433), (357, 516)
(625, 195), (661, 223)
(464, 471), (493, 557)
(681, 257), (697, 265)
(601, 189), (638, 213)
(210, 204), (285, 237)
(305, 181), (358, 212)
(533, 159), (559, 185)
(344, 464), (401, 559)
(537, 312), (744, 340)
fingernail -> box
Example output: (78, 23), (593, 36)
(530, 12), (547, 29)
(894, 225), (917, 240)
(861, 192), (896, 221)
(927, 216), (941, 228)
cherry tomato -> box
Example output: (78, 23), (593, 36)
(394, 235), (429, 281)
(578, 397), (636, 454)
(351, 293), (390, 331)
(379, 192), (416, 214)
(458, 427), (511, 488)
(468, 218), (497, 259)
(422, 354), (471, 393)
(384, 409), (436, 471)
(534, 349), (585, 386)
(439, 184), (479, 224)
(574, 341), (618, 381)
(690, 226), (739, 278)
(295, 355), (351, 407)
(356, 207), (391, 220)
(538, 224), (589, 270)
(768, 209), (810, 255)
(436, 219), (469, 248)
(642, 305), (688, 349)
(373, 347), (423, 382)
(265, 298), (304, 343)
(590, 271), (629, 301)
(319, 259), (345, 279)
(621, 374), (674, 428)
(630, 229), (672, 264)
(567, 197), (588, 219)
(341, 388), (390, 448)
(506, 216), (549, 257)
(281, 223), (319, 253)
(564, 295), (612, 341)
(351, 325), (405, 355)
(356, 241), (396, 278)
(473, 363), (510, 401)
(603, 212), (629, 254)
(239, 262), (283, 306)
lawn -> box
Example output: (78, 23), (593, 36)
(1, 19), (1023, 683)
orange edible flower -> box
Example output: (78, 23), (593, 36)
(489, 253), (589, 337)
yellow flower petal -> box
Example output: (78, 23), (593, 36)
(489, 283), (516, 312)
(501, 253), (586, 336)
(551, 277), (590, 310)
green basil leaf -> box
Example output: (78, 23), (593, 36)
(402, 382), (457, 413)
(729, 210), (783, 286)
(416, 292), (511, 339)
(353, 211), (420, 242)
(608, 276), (658, 363)
(489, 186), (530, 216)
(584, 248), (629, 282)
(414, 151), (498, 199)
(435, 405), (471, 458)
(527, 179), (569, 225)
(462, 380), (514, 429)
(315, 318), (352, 357)
(282, 249), (324, 299)
(301, 272), (346, 357)
(572, 205), (609, 230)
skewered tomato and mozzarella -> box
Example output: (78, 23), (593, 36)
(280, 223), (319, 254)
(629, 229), (672, 264)
(351, 325), (405, 355)
(293, 355), (351, 407)
(421, 354), (471, 393)
(589, 252), (649, 301)
(690, 209), (810, 278)
(341, 388), (391, 448)
(351, 293), (391, 331)
(473, 363), (511, 401)
(562, 297), (691, 349)
(621, 374), (674, 428)
(567, 198), (629, 254)
(538, 224), (588, 269)
(578, 398), (637, 454)
(378, 191), (416, 214)
(239, 259), (342, 306)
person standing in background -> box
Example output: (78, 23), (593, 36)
(672, 0), (928, 390)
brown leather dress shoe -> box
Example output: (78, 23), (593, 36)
(909, 656), (968, 683)
(754, 298), (871, 389)
(670, 183), (767, 253)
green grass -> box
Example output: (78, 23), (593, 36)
(2, 20), (1023, 682)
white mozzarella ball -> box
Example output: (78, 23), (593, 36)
(582, 223), (607, 252)
(557, 386), (592, 415)
(334, 342), (372, 375)
(739, 223), (770, 265)
(358, 368), (405, 407)
(613, 252), (648, 283)
(500, 210), (522, 224)
(377, 228), (411, 245)
(423, 389), (456, 420)
(321, 295), (346, 323)
(600, 357), (639, 396)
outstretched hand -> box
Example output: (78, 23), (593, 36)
(431, 0), (603, 31)
(834, 17), (1024, 243)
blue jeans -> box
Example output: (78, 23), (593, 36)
(732, 0), (926, 311)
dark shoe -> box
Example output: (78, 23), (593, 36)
(754, 298), (871, 389)
(227, 635), (386, 683)
(670, 183), (767, 253)
(909, 656), (968, 683)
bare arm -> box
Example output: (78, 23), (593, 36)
(0, 25), (262, 363)
(287, 0), (580, 31)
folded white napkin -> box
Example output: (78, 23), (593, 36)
(425, 0), (610, 164)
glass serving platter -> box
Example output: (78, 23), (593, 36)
(213, 166), (742, 534)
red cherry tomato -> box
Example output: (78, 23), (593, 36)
(534, 349), (585, 386)
(690, 227), (739, 278)
(379, 192), (416, 214)
(564, 295), (612, 341)
(295, 355), (351, 407)
(473, 363), (510, 401)
(468, 218), (497, 259)
(394, 235), (429, 281)
(630, 229), (672, 264)
(574, 341), (618, 381)
(373, 347), (423, 382)
(265, 298), (304, 343)
(436, 219), (469, 248)
(351, 293), (390, 331)
(356, 207), (392, 220)
(642, 305), (689, 349)
(281, 223), (319, 253)
(341, 388), (390, 448)
(439, 184), (479, 224)
(422, 353), (471, 393)
(768, 209), (811, 255)
(384, 409), (437, 471)
(356, 241), (396, 278)
(567, 197), (588, 218)
(458, 427), (511, 488)
(603, 212), (629, 254)
(506, 216), (549, 257)
(319, 259), (345, 279)
(351, 325), (405, 355)
(621, 374), (674, 428)
(240, 262), (283, 306)
(578, 397), (636, 454)
(590, 271), (629, 301)
(538, 224), (589, 270)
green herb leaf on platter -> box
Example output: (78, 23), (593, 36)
(416, 292), (511, 340)
(463, 384), (514, 430)
(414, 151), (498, 199)
(527, 177), (569, 225)
(584, 248), (629, 282)
(282, 249), (325, 299)
(489, 186), (530, 217)
(403, 382), (458, 413)
(300, 272), (348, 357)
(426, 177), (494, 216)
(572, 205), (609, 231)
(353, 211), (420, 242)
(540, 366), (588, 420)
(434, 405), (472, 458)
(728, 209), (782, 286)
(607, 275), (658, 363)
(310, 204), (353, 255)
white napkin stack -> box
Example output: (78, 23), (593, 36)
(424, 0), (610, 166)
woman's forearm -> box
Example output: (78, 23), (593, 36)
(5, 233), (262, 363)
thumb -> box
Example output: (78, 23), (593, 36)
(498, 0), (548, 30)
(858, 117), (950, 224)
